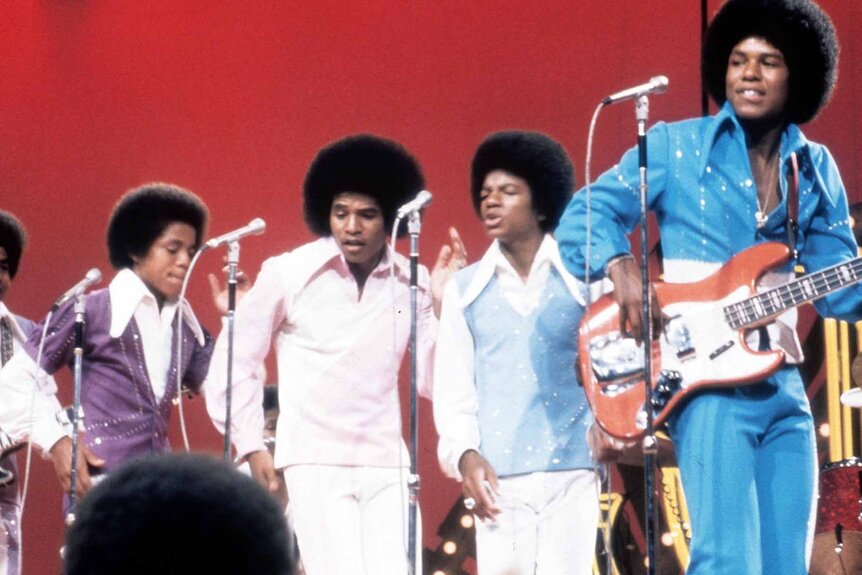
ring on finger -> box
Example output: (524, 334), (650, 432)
(463, 497), (476, 510)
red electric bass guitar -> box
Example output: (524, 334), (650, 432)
(579, 241), (862, 440)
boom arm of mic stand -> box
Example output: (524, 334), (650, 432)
(635, 94), (660, 575)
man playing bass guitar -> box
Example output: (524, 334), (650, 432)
(556, 1), (862, 573)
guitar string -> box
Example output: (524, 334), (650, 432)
(723, 258), (862, 328)
(729, 265), (859, 326)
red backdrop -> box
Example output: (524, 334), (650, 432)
(2, 2), (860, 573)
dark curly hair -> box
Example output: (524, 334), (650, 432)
(303, 134), (425, 238)
(107, 183), (208, 270)
(471, 130), (574, 232)
(702, 0), (839, 125)
(63, 453), (294, 575)
(0, 210), (27, 279)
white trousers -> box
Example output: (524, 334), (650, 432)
(284, 465), (419, 575)
(475, 468), (598, 575)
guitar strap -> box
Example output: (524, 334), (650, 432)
(786, 151), (800, 262)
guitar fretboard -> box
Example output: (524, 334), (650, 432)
(724, 257), (862, 329)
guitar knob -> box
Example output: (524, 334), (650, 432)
(652, 370), (683, 410)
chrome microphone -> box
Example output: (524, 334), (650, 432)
(204, 218), (266, 249)
(603, 75), (669, 105)
(396, 190), (433, 219)
(52, 268), (102, 310)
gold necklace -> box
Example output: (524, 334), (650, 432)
(754, 161), (779, 229)
(755, 189), (773, 228)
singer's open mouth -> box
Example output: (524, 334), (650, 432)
(482, 215), (502, 229)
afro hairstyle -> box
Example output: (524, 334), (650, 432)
(303, 134), (425, 238)
(107, 183), (208, 270)
(471, 130), (574, 232)
(63, 453), (294, 575)
(0, 210), (27, 279)
(702, 0), (839, 125)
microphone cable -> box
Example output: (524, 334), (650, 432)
(19, 310), (55, 573)
(174, 248), (207, 452)
(583, 99), (617, 575)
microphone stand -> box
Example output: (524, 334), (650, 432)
(65, 294), (87, 526)
(635, 94), (659, 574)
(406, 210), (421, 575)
(223, 241), (240, 462)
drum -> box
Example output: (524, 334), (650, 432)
(810, 458), (862, 575)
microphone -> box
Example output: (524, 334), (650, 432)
(396, 190), (433, 219)
(204, 218), (266, 249)
(52, 268), (102, 310)
(603, 75), (669, 105)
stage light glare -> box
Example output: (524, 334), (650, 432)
(818, 422), (831, 438)
(460, 514), (474, 528)
(443, 540), (457, 555)
(661, 532), (674, 546)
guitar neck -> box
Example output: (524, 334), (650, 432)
(725, 256), (862, 329)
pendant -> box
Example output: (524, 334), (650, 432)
(755, 210), (767, 229)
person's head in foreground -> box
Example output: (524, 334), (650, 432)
(63, 453), (294, 575)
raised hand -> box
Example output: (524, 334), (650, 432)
(208, 257), (252, 316)
(431, 227), (468, 318)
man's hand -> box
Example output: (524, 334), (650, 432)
(458, 450), (501, 521)
(431, 227), (468, 318)
(606, 255), (662, 344)
(247, 449), (279, 495)
(208, 259), (252, 316)
(49, 436), (105, 499)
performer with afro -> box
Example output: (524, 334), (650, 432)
(0, 183), (214, 505)
(556, 1), (860, 573)
(434, 131), (606, 574)
(205, 134), (465, 575)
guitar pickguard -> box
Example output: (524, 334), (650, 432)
(580, 244), (793, 440)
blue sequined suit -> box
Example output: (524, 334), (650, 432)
(556, 101), (862, 574)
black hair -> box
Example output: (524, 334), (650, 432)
(471, 130), (574, 232)
(107, 183), (208, 270)
(0, 211), (27, 279)
(702, 0), (839, 125)
(303, 134), (425, 238)
(63, 453), (293, 575)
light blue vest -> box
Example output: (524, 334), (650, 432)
(457, 265), (593, 477)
